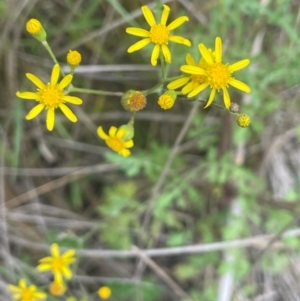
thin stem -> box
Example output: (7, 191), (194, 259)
(42, 41), (65, 77)
(70, 86), (123, 97)
(142, 81), (164, 96)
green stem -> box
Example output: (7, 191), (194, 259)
(42, 41), (65, 77)
(160, 53), (166, 80)
(70, 86), (123, 97)
(142, 81), (164, 96)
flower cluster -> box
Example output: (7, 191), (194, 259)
(17, 5), (252, 158)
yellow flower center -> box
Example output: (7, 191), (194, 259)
(149, 24), (170, 45)
(38, 84), (64, 109)
(106, 138), (124, 152)
(51, 257), (64, 272)
(158, 95), (174, 110)
(49, 281), (66, 296)
(205, 62), (232, 90)
(26, 19), (42, 34)
(127, 91), (147, 111)
(21, 288), (34, 300)
(98, 286), (112, 299)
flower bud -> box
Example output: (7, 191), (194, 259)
(237, 114), (251, 128)
(67, 50), (82, 68)
(26, 19), (47, 42)
(157, 90), (177, 110)
(119, 124), (134, 141)
(49, 281), (66, 296)
(121, 90), (147, 112)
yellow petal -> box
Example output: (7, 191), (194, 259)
(126, 27), (149, 37)
(34, 292), (47, 299)
(123, 140), (134, 148)
(223, 87), (231, 109)
(169, 35), (191, 46)
(141, 5), (156, 27)
(199, 43), (214, 64)
(180, 65), (206, 75)
(62, 266), (72, 279)
(63, 95), (83, 105)
(228, 78), (251, 93)
(39, 256), (53, 263)
(26, 73), (45, 89)
(51, 64), (60, 86)
(187, 82), (209, 98)
(8, 285), (21, 292)
(186, 53), (196, 65)
(151, 44), (160, 66)
(37, 263), (51, 271)
(229, 59), (250, 72)
(182, 81), (195, 94)
(204, 89), (216, 108)
(47, 109), (55, 131)
(167, 76), (190, 90)
(51, 243), (60, 257)
(59, 104), (77, 122)
(19, 279), (27, 289)
(215, 37), (222, 63)
(161, 44), (171, 63)
(59, 74), (73, 90)
(25, 104), (45, 120)
(167, 16), (189, 31)
(97, 126), (109, 140)
(109, 126), (118, 137)
(116, 128), (125, 139)
(62, 249), (76, 259)
(120, 149), (130, 157)
(16, 91), (38, 100)
(54, 272), (63, 284)
(160, 5), (170, 26)
(127, 38), (151, 53)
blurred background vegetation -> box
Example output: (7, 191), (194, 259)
(1, 0), (300, 300)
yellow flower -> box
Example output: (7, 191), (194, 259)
(126, 5), (191, 66)
(49, 281), (66, 296)
(180, 37), (250, 109)
(236, 114), (251, 128)
(8, 278), (47, 301)
(167, 53), (209, 95)
(157, 90), (177, 110)
(16, 64), (83, 131)
(26, 19), (47, 41)
(67, 50), (82, 68)
(97, 126), (134, 157)
(98, 286), (111, 299)
(36, 243), (76, 283)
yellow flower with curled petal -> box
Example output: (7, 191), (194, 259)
(97, 126), (134, 157)
(36, 243), (76, 283)
(26, 19), (47, 41)
(16, 64), (83, 131)
(167, 53), (209, 95)
(126, 5), (191, 66)
(49, 280), (66, 296)
(67, 50), (82, 68)
(180, 37), (251, 109)
(8, 278), (47, 301)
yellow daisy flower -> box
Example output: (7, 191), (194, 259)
(97, 126), (134, 157)
(16, 64), (83, 131)
(126, 5), (191, 66)
(167, 53), (209, 95)
(8, 278), (47, 301)
(180, 37), (251, 109)
(36, 243), (76, 283)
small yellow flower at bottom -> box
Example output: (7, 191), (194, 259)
(8, 278), (47, 301)
(36, 243), (76, 283)
(158, 90), (177, 110)
(236, 114), (251, 128)
(97, 126), (134, 157)
(98, 286), (111, 299)
(16, 64), (83, 131)
(67, 50), (82, 68)
(49, 281), (66, 296)
(26, 19), (47, 41)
